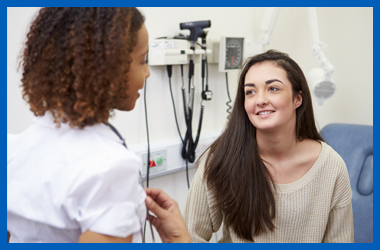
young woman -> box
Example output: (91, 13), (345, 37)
(7, 7), (190, 243)
(184, 50), (354, 243)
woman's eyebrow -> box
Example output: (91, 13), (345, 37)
(266, 79), (283, 84)
(244, 79), (283, 87)
(244, 83), (255, 87)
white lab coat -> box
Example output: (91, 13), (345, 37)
(7, 113), (146, 243)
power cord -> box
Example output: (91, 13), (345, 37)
(143, 50), (151, 240)
(167, 65), (183, 143)
(144, 77), (151, 188)
(167, 65), (191, 189)
(143, 78), (150, 240)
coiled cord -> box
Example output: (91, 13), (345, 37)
(225, 72), (232, 119)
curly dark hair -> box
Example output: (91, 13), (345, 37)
(20, 7), (145, 128)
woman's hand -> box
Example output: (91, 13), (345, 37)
(145, 188), (192, 243)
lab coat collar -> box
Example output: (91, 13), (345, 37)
(33, 112), (126, 145)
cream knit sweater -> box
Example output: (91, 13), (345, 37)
(183, 141), (354, 243)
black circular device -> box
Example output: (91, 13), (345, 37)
(225, 38), (244, 70)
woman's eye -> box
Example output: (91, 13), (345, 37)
(269, 86), (279, 91)
(245, 90), (255, 95)
(141, 55), (148, 65)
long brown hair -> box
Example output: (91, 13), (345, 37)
(203, 50), (323, 241)
(20, 7), (144, 128)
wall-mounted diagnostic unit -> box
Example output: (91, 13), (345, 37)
(148, 39), (211, 66)
(219, 37), (244, 72)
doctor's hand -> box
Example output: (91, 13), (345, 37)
(145, 188), (192, 243)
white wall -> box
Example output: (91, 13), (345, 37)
(263, 7), (373, 130)
(7, 7), (373, 242)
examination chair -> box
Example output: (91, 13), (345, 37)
(320, 123), (373, 243)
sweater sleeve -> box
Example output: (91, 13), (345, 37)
(183, 155), (222, 243)
(322, 202), (354, 243)
(322, 155), (354, 243)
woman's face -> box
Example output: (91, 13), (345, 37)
(116, 24), (150, 111)
(244, 61), (301, 133)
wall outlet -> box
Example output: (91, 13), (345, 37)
(129, 131), (221, 180)
(141, 149), (167, 175)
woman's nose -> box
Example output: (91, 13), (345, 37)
(256, 92), (268, 106)
(145, 65), (150, 79)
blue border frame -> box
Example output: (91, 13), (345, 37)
(4, 1), (376, 249)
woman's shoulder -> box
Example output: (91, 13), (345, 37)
(299, 139), (346, 171)
(298, 139), (322, 161)
(37, 117), (143, 179)
(319, 141), (347, 172)
(195, 149), (212, 174)
(309, 141), (350, 197)
(295, 139), (347, 183)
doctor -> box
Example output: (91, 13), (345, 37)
(7, 7), (191, 243)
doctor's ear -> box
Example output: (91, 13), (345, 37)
(295, 91), (303, 108)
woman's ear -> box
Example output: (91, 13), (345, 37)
(295, 91), (303, 108)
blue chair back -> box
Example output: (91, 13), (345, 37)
(320, 123), (373, 243)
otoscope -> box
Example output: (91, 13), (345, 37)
(180, 20), (211, 43)
(179, 20), (211, 164)
(180, 20), (211, 93)
(201, 31), (212, 101)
